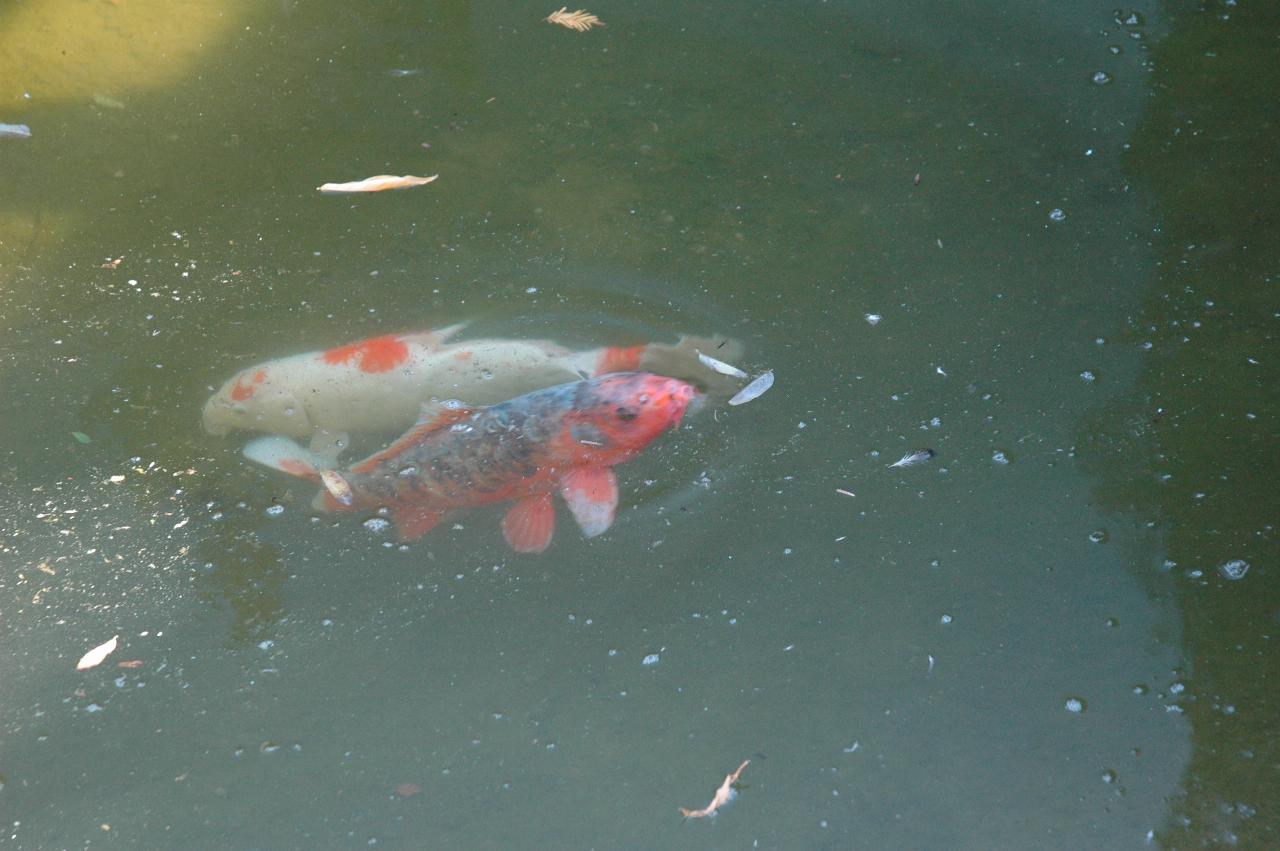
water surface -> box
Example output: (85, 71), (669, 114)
(1, 0), (1274, 847)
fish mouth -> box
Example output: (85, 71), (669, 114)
(666, 380), (700, 424)
(200, 399), (232, 436)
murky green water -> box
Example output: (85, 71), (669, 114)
(2, 0), (1276, 847)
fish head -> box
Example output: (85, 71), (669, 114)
(201, 367), (311, 438)
(563, 373), (697, 462)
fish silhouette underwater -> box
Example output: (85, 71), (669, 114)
(203, 326), (739, 461)
(243, 373), (698, 553)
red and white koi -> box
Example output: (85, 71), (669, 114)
(203, 327), (738, 458)
(242, 373), (697, 553)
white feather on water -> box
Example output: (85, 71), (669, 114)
(728, 370), (774, 406)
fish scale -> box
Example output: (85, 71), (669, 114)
(353, 384), (580, 503)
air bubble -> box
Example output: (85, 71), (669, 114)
(1049, 208), (1067, 222)
(992, 450), (1011, 465)
(1218, 559), (1249, 581)
(1065, 697), (1087, 713)
(265, 504), (285, 516)
(1089, 530), (1109, 544)
(363, 518), (391, 533)
(1092, 71), (1113, 85)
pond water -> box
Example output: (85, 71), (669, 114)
(1, 0), (1275, 847)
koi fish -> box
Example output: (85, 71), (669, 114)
(242, 373), (697, 553)
(203, 328), (739, 460)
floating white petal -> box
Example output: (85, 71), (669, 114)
(76, 635), (119, 671)
(696, 350), (748, 379)
(728, 370), (774, 406)
(317, 174), (438, 194)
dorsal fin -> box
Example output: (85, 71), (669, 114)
(349, 403), (478, 474)
(397, 322), (468, 349)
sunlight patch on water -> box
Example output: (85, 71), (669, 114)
(0, 0), (257, 105)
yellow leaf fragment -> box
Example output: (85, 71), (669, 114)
(76, 635), (119, 671)
(317, 174), (439, 194)
(545, 7), (604, 32)
(679, 759), (750, 819)
(320, 470), (355, 506)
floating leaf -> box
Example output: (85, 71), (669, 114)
(72, 431), (91, 444)
(888, 449), (936, 468)
(76, 635), (119, 671)
(728, 371), (774, 406)
(317, 174), (438, 194)
(545, 7), (604, 31)
(696, 350), (748, 379)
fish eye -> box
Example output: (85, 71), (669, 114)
(616, 406), (638, 422)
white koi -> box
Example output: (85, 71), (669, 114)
(202, 327), (742, 458)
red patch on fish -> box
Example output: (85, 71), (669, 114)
(321, 335), (410, 373)
(594, 345), (645, 375)
(278, 458), (318, 479)
(230, 369), (267, 401)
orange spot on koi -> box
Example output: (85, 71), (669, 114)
(278, 459), (318, 479)
(321, 335), (411, 373)
(229, 369), (267, 401)
(594, 345), (645, 375)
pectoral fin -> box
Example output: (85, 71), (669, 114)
(558, 467), (618, 538)
(392, 503), (447, 541)
(243, 436), (325, 479)
(501, 493), (555, 553)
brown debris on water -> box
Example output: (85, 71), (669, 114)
(679, 759), (750, 819)
(545, 7), (604, 31)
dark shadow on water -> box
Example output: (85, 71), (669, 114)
(1079, 1), (1279, 845)
(194, 530), (287, 647)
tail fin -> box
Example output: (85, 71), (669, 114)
(243, 436), (327, 480)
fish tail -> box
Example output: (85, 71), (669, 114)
(242, 436), (327, 481)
